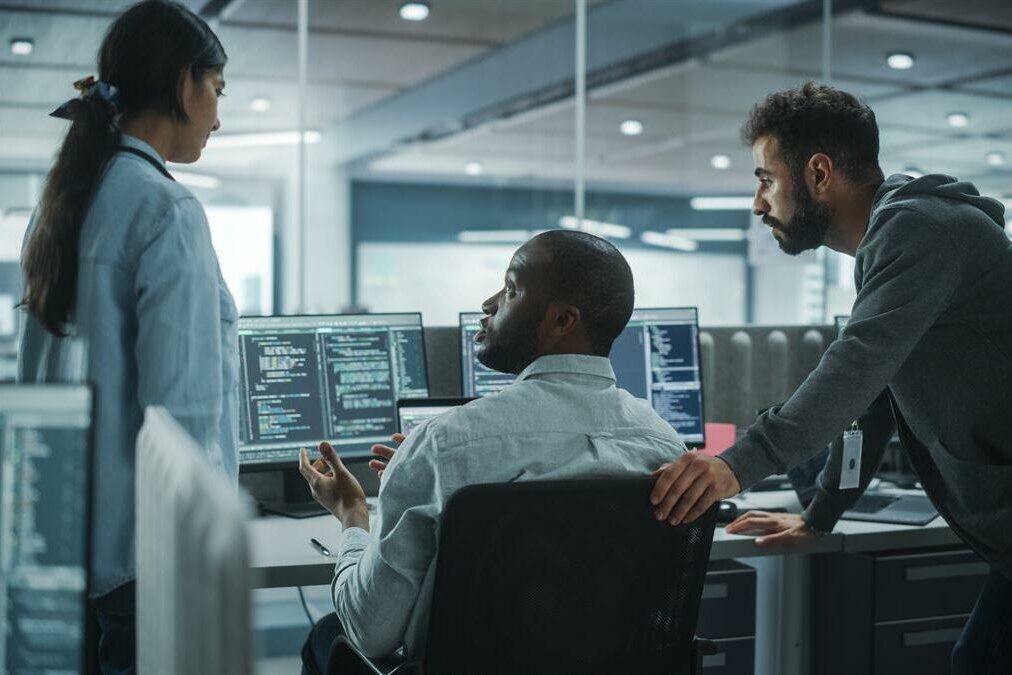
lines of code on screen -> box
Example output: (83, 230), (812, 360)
(238, 315), (428, 465)
(1, 421), (90, 674)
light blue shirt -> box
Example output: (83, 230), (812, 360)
(17, 134), (239, 597)
(331, 354), (688, 658)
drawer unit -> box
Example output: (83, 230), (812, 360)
(697, 561), (757, 640)
(873, 615), (968, 675)
(696, 560), (756, 675)
(811, 547), (987, 675)
(701, 636), (755, 675)
(873, 550), (989, 622)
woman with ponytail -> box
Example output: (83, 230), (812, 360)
(18, 2), (237, 671)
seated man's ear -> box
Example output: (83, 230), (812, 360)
(545, 303), (581, 338)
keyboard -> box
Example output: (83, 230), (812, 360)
(848, 493), (900, 514)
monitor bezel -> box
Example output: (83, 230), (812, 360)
(396, 397), (476, 434)
(236, 312), (431, 473)
(0, 383), (96, 675)
(457, 306), (707, 448)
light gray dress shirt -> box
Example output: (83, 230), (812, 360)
(17, 134), (239, 597)
(331, 353), (687, 658)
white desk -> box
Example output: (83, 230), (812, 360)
(246, 490), (900, 589)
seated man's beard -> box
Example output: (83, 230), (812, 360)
(764, 186), (833, 255)
(477, 308), (543, 375)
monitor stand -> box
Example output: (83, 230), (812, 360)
(260, 469), (329, 519)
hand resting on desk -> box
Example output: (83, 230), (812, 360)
(725, 511), (820, 548)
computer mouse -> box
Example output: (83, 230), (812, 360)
(717, 500), (739, 523)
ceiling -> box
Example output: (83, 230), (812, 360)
(0, 0), (1010, 200)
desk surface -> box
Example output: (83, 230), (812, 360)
(247, 489), (960, 589)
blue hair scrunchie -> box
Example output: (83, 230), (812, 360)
(50, 76), (120, 120)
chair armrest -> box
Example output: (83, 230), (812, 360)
(328, 636), (420, 675)
(691, 636), (718, 675)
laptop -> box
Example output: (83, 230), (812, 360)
(841, 492), (938, 526)
(397, 398), (474, 436)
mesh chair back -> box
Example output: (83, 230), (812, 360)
(424, 477), (718, 675)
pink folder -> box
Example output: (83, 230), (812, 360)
(697, 423), (737, 457)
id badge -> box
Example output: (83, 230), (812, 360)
(840, 423), (863, 490)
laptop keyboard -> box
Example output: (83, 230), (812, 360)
(849, 493), (901, 513)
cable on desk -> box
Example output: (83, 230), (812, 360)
(297, 586), (320, 625)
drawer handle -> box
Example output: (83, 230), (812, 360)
(701, 583), (729, 600)
(702, 653), (727, 668)
(902, 627), (964, 647)
(905, 562), (989, 581)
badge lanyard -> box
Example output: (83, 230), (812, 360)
(840, 420), (863, 490)
(118, 146), (175, 182)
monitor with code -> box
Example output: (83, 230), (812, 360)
(238, 313), (429, 469)
(459, 307), (706, 447)
(0, 385), (94, 675)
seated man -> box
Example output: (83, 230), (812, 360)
(298, 230), (687, 673)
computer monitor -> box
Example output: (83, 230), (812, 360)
(397, 398), (473, 436)
(459, 312), (516, 398)
(459, 307), (706, 447)
(238, 313), (429, 470)
(0, 384), (94, 674)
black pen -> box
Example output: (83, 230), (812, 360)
(309, 538), (331, 557)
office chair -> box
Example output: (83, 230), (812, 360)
(328, 477), (718, 675)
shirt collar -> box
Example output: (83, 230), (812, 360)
(515, 354), (616, 383)
(119, 133), (166, 165)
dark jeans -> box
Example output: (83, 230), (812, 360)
(93, 581), (136, 675)
(302, 613), (345, 675)
(952, 569), (1012, 675)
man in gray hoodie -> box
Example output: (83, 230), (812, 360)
(650, 82), (1012, 673)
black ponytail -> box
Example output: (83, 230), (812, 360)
(21, 0), (226, 336)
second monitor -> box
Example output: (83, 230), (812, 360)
(238, 313), (429, 469)
(460, 307), (705, 447)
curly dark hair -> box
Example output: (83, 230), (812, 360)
(742, 81), (884, 188)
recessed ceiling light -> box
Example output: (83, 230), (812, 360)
(902, 167), (924, 178)
(885, 52), (914, 70)
(946, 112), (970, 128)
(9, 38), (33, 56)
(619, 119), (644, 136)
(400, 2), (430, 21)
(249, 97), (271, 112)
(986, 151), (1006, 167)
(465, 161), (483, 176)
(710, 154), (731, 170)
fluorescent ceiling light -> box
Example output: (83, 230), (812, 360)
(9, 38), (32, 56)
(902, 167), (924, 178)
(400, 2), (430, 21)
(986, 151), (1006, 167)
(885, 52), (914, 70)
(710, 154), (732, 170)
(619, 119), (644, 136)
(690, 196), (753, 211)
(641, 231), (698, 252)
(249, 97), (271, 112)
(559, 215), (632, 240)
(458, 229), (529, 243)
(464, 161), (483, 176)
(666, 228), (746, 241)
(170, 170), (221, 189)
(207, 130), (321, 149)
(946, 112), (970, 128)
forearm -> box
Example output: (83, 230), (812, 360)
(801, 391), (895, 532)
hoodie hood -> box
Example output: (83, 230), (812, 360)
(875, 173), (1006, 227)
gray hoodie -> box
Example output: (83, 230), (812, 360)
(720, 173), (1012, 575)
